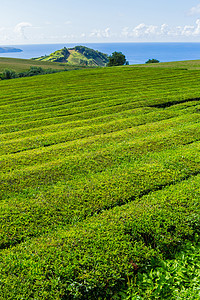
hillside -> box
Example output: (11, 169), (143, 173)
(0, 64), (199, 299)
(2, 56), (200, 75)
(0, 57), (66, 73)
(32, 45), (109, 66)
(0, 56), (94, 73)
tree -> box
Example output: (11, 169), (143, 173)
(107, 51), (127, 66)
(145, 58), (160, 64)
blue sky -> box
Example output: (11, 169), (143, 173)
(1, 0), (200, 44)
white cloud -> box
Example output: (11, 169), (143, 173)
(130, 23), (160, 37)
(131, 23), (146, 37)
(90, 27), (111, 38)
(121, 19), (200, 39)
(145, 25), (158, 35)
(0, 27), (12, 43)
(104, 27), (110, 38)
(14, 22), (32, 39)
(181, 25), (195, 36)
(121, 27), (129, 37)
(180, 19), (200, 36)
(160, 24), (170, 35)
(193, 19), (200, 35)
(189, 4), (200, 15)
(130, 23), (159, 37)
(2, 18), (200, 44)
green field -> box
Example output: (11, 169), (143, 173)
(0, 57), (92, 73)
(0, 62), (200, 299)
(138, 59), (200, 70)
(2, 56), (200, 73)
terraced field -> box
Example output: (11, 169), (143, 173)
(0, 65), (200, 299)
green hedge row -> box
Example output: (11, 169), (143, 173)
(0, 174), (199, 299)
(1, 141), (200, 248)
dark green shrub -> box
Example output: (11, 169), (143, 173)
(1, 69), (18, 79)
(18, 67), (57, 78)
(145, 58), (160, 64)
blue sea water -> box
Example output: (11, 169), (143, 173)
(1, 43), (200, 65)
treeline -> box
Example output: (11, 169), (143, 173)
(0, 66), (60, 80)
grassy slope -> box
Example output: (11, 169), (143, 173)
(135, 59), (200, 70)
(0, 57), (91, 73)
(1, 56), (200, 73)
(0, 64), (199, 299)
(67, 49), (90, 64)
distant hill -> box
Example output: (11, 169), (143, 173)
(0, 47), (22, 53)
(32, 45), (109, 66)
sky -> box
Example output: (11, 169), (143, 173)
(1, 0), (200, 44)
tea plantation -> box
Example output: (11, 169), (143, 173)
(0, 64), (199, 299)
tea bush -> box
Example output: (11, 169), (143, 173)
(0, 65), (199, 298)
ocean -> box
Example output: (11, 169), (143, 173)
(1, 43), (200, 65)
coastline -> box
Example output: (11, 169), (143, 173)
(0, 42), (200, 64)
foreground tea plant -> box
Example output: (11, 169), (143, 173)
(121, 240), (200, 300)
(0, 65), (199, 298)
